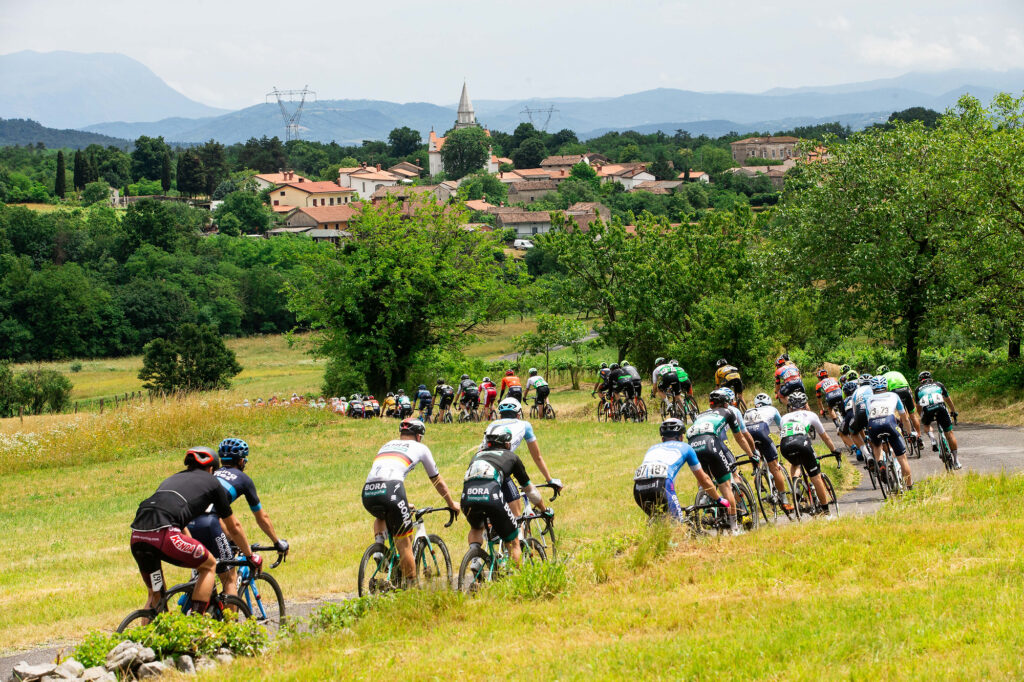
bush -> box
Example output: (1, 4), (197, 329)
(306, 598), (377, 633)
(82, 181), (110, 205)
(490, 560), (572, 601)
(321, 356), (366, 398)
(139, 324), (242, 393)
(73, 630), (123, 668)
(0, 365), (73, 416)
(69, 361), (83, 373)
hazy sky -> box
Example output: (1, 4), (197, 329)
(2, 0), (1022, 109)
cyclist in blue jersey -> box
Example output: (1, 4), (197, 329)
(187, 438), (288, 599)
(634, 419), (727, 523)
(916, 371), (960, 467)
(866, 376), (914, 489)
(415, 384), (433, 420)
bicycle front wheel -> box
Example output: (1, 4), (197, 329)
(820, 473), (839, 517)
(116, 609), (157, 634)
(245, 573), (286, 628)
(458, 545), (495, 594)
(523, 537), (547, 564)
(753, 467), (779, 525)
(358, 542), (394, 597)
(733, 479), (759, 532)
(414, 534), (453, 590)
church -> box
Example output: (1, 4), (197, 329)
(428, 83), (494, 177)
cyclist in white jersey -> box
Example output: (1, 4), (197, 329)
(479, 398), (563, 517)
(361, 418), (460, 584)
(523, 368), (551, 419)
(778, 392), (842, 516)
(866, 376), (914, 489)
(742, 393), (792, 507)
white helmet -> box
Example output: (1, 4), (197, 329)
(753, 393), (772, 408)
(497, 398), (522, 416)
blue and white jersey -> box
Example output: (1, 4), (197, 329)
(727, 405), (748, 432)
(853, 385), (874, 413)
(479, 418), (537, 453)
(634, 441), (701, 481)
(743, 405), (782, 431)
(867, 391), (905, 421)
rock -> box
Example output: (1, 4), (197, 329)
(53, 660), (85, 679)
(80, 667), (108, 681)
(138, 648), (156, 665)
(94, 674), (117, 682)
(105, 641), (142, 671)
(11, 662), (56, 681)
(214, 648), (232, 657)
(214, 652), (234, 666)
(136, 661), (168, 678)
(194, 657), (217, 672)
(175, 655), (196, 674)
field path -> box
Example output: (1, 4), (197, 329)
(3, 423), (1022, 678)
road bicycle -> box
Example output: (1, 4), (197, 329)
(458, 483), (560, 593)
(357, 507), (457, 596)
(899, 422), (922, 460)
(735, 453), (800, 524)
(791, 451), (841, 517)
(934, 411), (958, 472)
(686, 475), (758, 536)
(457, 400), (481, 423)
(659, 387), (683, 421)
(529, 398), (557, 420)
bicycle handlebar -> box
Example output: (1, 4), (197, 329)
(414, 506), (459, 527)
(817, 451), (843, 468)
(536, 482), (562, 501)
(250, 544), (288, 568)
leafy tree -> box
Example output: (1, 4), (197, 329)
(885, 107), (942, 129)
(85, 144), (132, 188)
(649, 152), (674, 181)
(214, 190), (271, 234)
(388, 126), (422, 157)
(14, 368), (72, 414)
(513, 137), (547, 169)
(123, 198), (180, 251)
(439, 127), (490, 180)
(131, 135), (171, 181)
(160, 150), (172, 192)
(548, 129), (579, 152)
(511, 122), (541, 150)
(569, 162), (599, 187)
(287, 199), (519, 394)
(457, 170), (507, 204)
(695, 145), (736, 174)
(617, 143), (642, 163)
(237, 136), (288, 173)
(54, 151), (66, 199)
(138, 323), (241, 392)
(82, 181), (109, 205)
(176, 151), (205, 197)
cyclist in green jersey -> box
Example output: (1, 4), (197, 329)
(839, 365), (859, 385)
(916, 371), (960, 468)
(876, 365), (923, 448)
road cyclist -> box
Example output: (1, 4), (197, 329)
(523, 368), (551, 419)
(777, 392), (842, 517)
(916, 371), (961, 469)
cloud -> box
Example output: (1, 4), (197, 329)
(857, 24), (1024, 71)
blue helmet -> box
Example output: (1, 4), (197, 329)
(719, 387), (736, 404)
(218, 437), (249, 462)
(418, 384), (427, 391)
(871, 376), (889, 393)
(842, 381), (857, 397)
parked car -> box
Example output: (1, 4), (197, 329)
(513, 239), (534, 249)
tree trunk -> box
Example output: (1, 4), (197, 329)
(904, 308), (922, 371)
(1010, 334), (1021, 361)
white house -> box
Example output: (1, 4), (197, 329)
(338, 164), (402, 200)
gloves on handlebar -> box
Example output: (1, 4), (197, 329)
(542, 508), (555, 518)
(248, 553), (263, 574)
(716, 497), (730, 509)
(546, 478), (563, 493)
(274, 539), (290, 553)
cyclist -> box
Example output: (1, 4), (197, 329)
(867, 375), (914, 489)
(672, 360), (697, 409)
(455, 374), (481, 417)
(187, 438), (289, 599)
(607, 363), (634, 405)
(651, 357), (682, 413)
(718, 387), (756, 456)
(876, 365), (923, 449)
(839, 364), (859, 385)
(813, 369), (844, 427)
(349, 394), (365, 419)
(837, 381), (867, 462)
(523, 368), (551, 419)
(366, 395), (381, 418)
(480, 397), (562, 517)
(742, 393), (792, 507)
(777, 392), (842, 516)
(714, 359), (745, 406)
(499, 369), (524, 403)
(916, 371), (960, 468)
(774, 354), (805, 408)
(382, 392), (397, 418)
(130, 447), (261, 616)
(333, 396), (349, 415)
(462, 423), (550, 567)
(622, 361), (643, 400)
(415, 384), (433, 420)
(361, 418), (459, 586)
(479, 376), (498, 416)
(433, 379), (456, 419)
(634, 418), (728, 523)
(396, 390), (413, 417)
(685, 390), (758, 534)
(593, 364), (612, 401)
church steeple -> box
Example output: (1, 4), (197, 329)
(455, 81), (477, 129)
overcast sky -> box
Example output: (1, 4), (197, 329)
(2, 0), (1022, 109)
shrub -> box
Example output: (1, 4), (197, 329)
(307, 598), (377, 633)
(490, 559), (572, 601)
(82, 181), (110, 205)
(74, 630), (124, 668)
(70, 361), (83, 373)
(139, 324), (242, 393)
(15, 368), (73, 414)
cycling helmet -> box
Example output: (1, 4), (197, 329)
(609, 363), (619, 371)
(218, 437), (249, 462)
(484, 423), (514, 448)
(840, 364), (852, 374)
(460, 374), (470, 381)
(754, 393), (772, 407)
(387, 392), (394, 397)
(397, 389), (405, 395)
(498, 398), (521, 416)
(670, 359), (679, 366)
(788, 392), (808, 409)
(600, 362), (609, 369)
(622, 361), (631, 367)
(654, 357), (665, 367)
(436, 378), (444, 385)
(482, 376), (491, 384)
(842, 381), (857, 397)
(716, 358), (728, 368)
(367, 395), (375, 400)
(184, 446), (219, 469)
(505, 369), (515, 376)
(399, 417), (426, 436)
(857, 376), (872, 386)
(349, 394), (358, 401)
(817, 369), (828, 379)
(871, 376), (889, 393)
(418, 384), (427, 391)
(918, 371), (933, 383)
(876, 365), (889, 375)
(529, 368), (538, 376)
(720, 387), (736, 404)
(659, 418), (685, 439)
(708, 389), (729, 407)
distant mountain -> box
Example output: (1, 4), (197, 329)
(0, 51), (227, 129)
(579, 111), (892, 140)
(0, 118), (130, 149)
(762, 68), (1024, 97)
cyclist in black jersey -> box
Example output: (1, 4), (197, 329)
(130, 447), (261, 616)
(434, 378), (456, 415)
(455, 374), (480, 412)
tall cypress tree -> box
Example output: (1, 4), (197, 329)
(55, 150), (66, 198)
(160, 150), (172, 193)
(73, 150), (84, 190)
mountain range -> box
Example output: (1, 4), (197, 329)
(3, 51), (1023, 145)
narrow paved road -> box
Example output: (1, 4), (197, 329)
(4, 423), (1022, 678)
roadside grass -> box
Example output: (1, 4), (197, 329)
(0, 385), (847, 652)
(204, 473), (1024, 681)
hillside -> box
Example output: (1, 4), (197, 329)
(0, 118), (130, 149)
(0, 51), (227, 128)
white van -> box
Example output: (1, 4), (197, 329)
(513, 239), (534, 249)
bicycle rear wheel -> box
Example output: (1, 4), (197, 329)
(939, 435), (953, 472)
(414, 534), (453, 590)
(523, 537), (547, 564)
(597, 401), (608, 422)
(635, 397), (647, 422)
(544, 404), (556, 420)
(733, 479), (759, 532)
(245, 573), (285, 628)
(116, 609), (157, 634)
(357, 542), (396, 596)
(820, 473), (839, 517)
(214, 595), (253, 622)
(458, 545), (495, 594)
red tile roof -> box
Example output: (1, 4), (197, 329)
(291, 205), (362, 223)
(276, 181), (355, 194)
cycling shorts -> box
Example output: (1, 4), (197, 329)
(779, 379), (806, 398)
(506, 386), (524, 402)
(400, 405), (413, 417)
(130, 527), (210, 591)
(688, 434), (733, 484)
(438, 394), (454, 410)
(632, 378), (643, 395)
(921, 405), (953, 433)
(361, 480), (414, 539)
(617, 381), (635, 400)
(482, 388), (497, 407)
(723, 377), (744, 396)
(852, 407), (868, 434)
(893, 388), (916, 414)
(633, 477), (683, 522)
(839, 410), (856, 436)
(417, 397), (432, 410)
(867, 416), (906, 457)
(461, 391), (480, 409)
(187, 514), (234, 574)
(462, 480), (518, 543)
(746, 422), (778, 463)
(658, 374), (681, 393)
(779, 435), (821, 477)
(534, 385), (550, 404)
(825, 394), (844, 412)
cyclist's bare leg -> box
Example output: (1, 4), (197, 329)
(717, 480), (737, 523)
(768, 460), (789, 499)
(896, 453), (912, 486)
(508, 497), (523, 518)
(372, 517), (387, 541)
(220, 567), (238, 598)
(946, 429), (959, 452)
(395, 534), (416, 582)
(509, 537), (523, 567)
(468, 527), (484, 546)
(810, 473), (831, 509)
(192, 553), (218, 605)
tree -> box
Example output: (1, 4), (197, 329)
(237, 136), (288, 173)
(72, 150), (84, 191)
(123, 199), (179, 251)
(176, 151), (205, 198)
(138, 323), (242, 392)
(131, 135), (171, 181)
(511, 123), (541, 150)
(160, 150), (172, 192)
(82, 181), (109, 205)
(214, 190), (271, 234)
(649, 151), (674, 181)
(14, 368), (72, 414)
(513, 137), (547, 169)
(548, 129), (579, 152)
(388, 126), (422, 157)
(54, 150), (66, 199)
(287, 199), (519, 394)
(617, 143), (642, 163)
(438, 127), (490, 180)
(197, 140), (228, 197)
(457, 170), (507, 204)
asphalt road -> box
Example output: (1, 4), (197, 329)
(3, 422), (1022, 678)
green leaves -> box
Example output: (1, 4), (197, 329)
(138, 323), (242, 393)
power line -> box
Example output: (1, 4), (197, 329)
(520, 104), (559, 131)
(266, 86), (317, 141)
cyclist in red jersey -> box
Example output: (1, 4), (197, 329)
(814, 369), (844, 426)
(479, 376), (498, 411)
(774, 354), (806, 408)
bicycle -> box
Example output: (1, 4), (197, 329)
(234, 544), (288, 629)
(116, 557), (259, 633)
(791, 451), (841, 517)
(457, 400), (480, 423)
(436, 403), (454, 424)
(529, 399), (556, 420)
(736, 453), (800, 524)
(686, 475), (759, 535)
(357, 507), (457, 596)
(899, 422), (922, 460)
(659, 387), (683, 421)
(935, 412), (958, 472)
(458, 483), (560, 594)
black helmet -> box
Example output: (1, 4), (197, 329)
(655, 357), (666, 366)
(609, 363), (619, 371)
(716, 358), (728, 368)
(708, 389), (729, 407)
(788, 392), (808, 409)
(841, 364), (852, 374)
(600, 362), (608, 369)
(484, 423), (514, 448)
(918, 371), (932, 382)
(436, 378), (444, 385)
(184, 446), (219, 470)
(460, 374), (470, 381)
(659, 418), (685, 440)
(400, 418), (426, 436)
(622, 361), (631, 367)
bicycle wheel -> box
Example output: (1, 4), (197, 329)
(529, 405), (538, 419)
(214, 595), (253, 622)
(621, 401), (637, 423)
(753, 467), (779, 525)
(116, 609), (157, 634)
(443, 412), (453, 424)
(544, 404), (556, 420)
(597, 401), (608, 422)
(793, 474), (815, 517)
(635, 397), (647, 422)
(523, 537), (547, 564)
(413, 534), (453, 590)
(458, 545), (495, 594)
(245, 573), (285, 628)
(875, 459), (889, 500)
(820, 473), (839, 517)
(736, 396), (748, 413)
(357, 542), (395, 597)
(938, 435), (953, 472)
(163, 582), (196, 615)
(733, 479), (759, 532)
